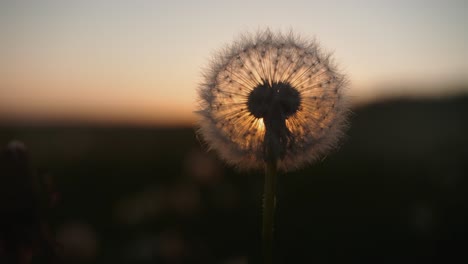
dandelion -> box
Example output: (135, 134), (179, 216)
(196, 29), (348, 263)
(197, 29), (348, 171)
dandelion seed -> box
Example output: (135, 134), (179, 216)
(197, 29), (348, 171)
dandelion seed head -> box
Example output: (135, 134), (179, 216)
(197, 29), (349, 171)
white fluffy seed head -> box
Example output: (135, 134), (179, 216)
(196, 29), (349, 171)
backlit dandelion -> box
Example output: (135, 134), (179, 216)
(197, 29), (348, 171)
(196, 29), (349, 263)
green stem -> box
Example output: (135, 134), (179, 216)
(263, 159), (277, 264)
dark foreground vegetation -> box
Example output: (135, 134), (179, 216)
(1, 95), (467, 263)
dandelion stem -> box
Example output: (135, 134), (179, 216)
(263, 159), (277, 264)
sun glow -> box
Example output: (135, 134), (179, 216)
(257, 118), (265, 133)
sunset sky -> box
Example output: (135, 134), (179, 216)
(1, 0), (467, 125)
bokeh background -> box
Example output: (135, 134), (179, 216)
(1, 0), (467, 263)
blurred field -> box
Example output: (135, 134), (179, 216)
(1, 95), (468, 264)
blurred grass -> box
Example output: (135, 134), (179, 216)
(1, 95), (468, 263)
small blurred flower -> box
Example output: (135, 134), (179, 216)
(55, 222), (99, 261)
(197, 29), (348, 170)
(184, 149), (222, 185)
(156, 230), (187, 263)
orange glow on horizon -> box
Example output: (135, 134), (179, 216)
(0, 61), (199, 126)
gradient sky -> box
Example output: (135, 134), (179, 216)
(1, 0), (467, 125)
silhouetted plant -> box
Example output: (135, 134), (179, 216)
(197, 29), (349, 263)
(0, 141), (59, 264)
